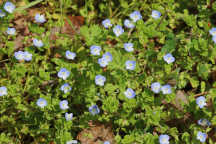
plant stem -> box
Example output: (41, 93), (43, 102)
(0, 59), (9, 63)
(15, 0), (44, 12)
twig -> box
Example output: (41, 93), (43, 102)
(127, 28), (134, 38)
(0, 59), (9, 63)
(194, 92), (208, 98)
(15, 0), (44, 12)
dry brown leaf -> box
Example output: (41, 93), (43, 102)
(50, 27), (61, 41)
(174, 90), (188, 110)
(14, 35), (24, 50)
(61, 16), (84, 36)
(77, 123), (115, 144)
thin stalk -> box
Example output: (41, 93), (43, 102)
(15, 0), (45, 12)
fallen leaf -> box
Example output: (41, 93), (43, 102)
(77, 122), (115, 144)
(174, 90), (188, 110)
(61, 16), (84, 36)
(14, 35), (24, 50)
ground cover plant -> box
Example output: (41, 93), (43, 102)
(1, 0), (216, 143)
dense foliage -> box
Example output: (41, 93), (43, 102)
(1, 0), (216, 143)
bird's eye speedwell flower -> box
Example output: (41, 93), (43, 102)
(104, 141), (110, 144)
(196, 96), (207, 108)
(90, 45), (101, 56)
(124, 19), (135, 28)
(89, 104), (100, 115)
(95, 75), (106, 86)
(124, 43), (134, 52)
(151, 10), (161, 19)
(212, 36), (216, 44)
(66, 140), (78, 144)
(0, 86), (7, 96)
(6, 27), (16, 35)
(161, 84), (172, 94)
(102, 52), (113, 62)
(23, 51), (32, 61)
(124, 88), (136, 99)
(14, 51), (32, 61)
(65, 112), (73, 121)
(163, 53), (175, 64)
(35, 13), (46, 23)
(98, 52), (113, 67)
(65, 50), (76, 60)
(60, 83), (72, 94)
(113, 25), (124, 37)
(58, 68), (70, 80)
(98, 57), (109, 67)
(198, 119), (211, 127)
(0, 9), (6, 18)
(59, 100), (69, 110)
(36, 98), (47, 108)
(14, 51), (25, 61)
(159, 134), (170, 144)
(4, 2), (15, 13)
(197, 131), (207, 143)
(151, 82), (161, 94)
(130, 10), (142, 22)
(125, 60), (136, 70)
(102, 19), (112, 28)
(33, 38), (44, 48)
(209, 27), (216, 36)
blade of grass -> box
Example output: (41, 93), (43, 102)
(15, 0), (45, 12)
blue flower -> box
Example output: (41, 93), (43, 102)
(197, 131), (207, 143)
(14, 51), (25, 61)
(198, 119), (211, 127)
(113, 25), (124, 37)
(66, 140), (78, 144)
(130, 11), (142, 22)
(151, 82), (161, 94)
(104, 141), (110, 144)
(124, 88), (136, 99)
(196, 96), (207, 108)
(98, 57), (109, 67)
(95, 75), (106, 86)
(90, 45), (101, 56)
(212, 36), (216, 43)
(161, 84), (172, 94)
(23, 51), (32, 61)
(125, 60), (136, 70)
(151, 10), (161, 19)
(124, 43), (134, 52)
(35, 13), (46, 23)
(33, 38), (43, 48)
(209, 27), (216, 36)
(102, 52), (113, 62)
(4, 2), (15, 13)
(36, 98), (47, 108)
(65, 50), (76, 60)
(163, 53), (175, 64)
(102, 19), (112, 28)
(0, 9), (6, 18)
(124, 19), (135, 28)
(6, 27), (16, 35)
(65, 112), (73, 121)
(59, 100), (69, 110)
(159, 134), (170, 144)
(0, 86), (7, 96)
(60, 83), (72, 93)
(58, 68), (70, 80)
(89, 105), (100, 115)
